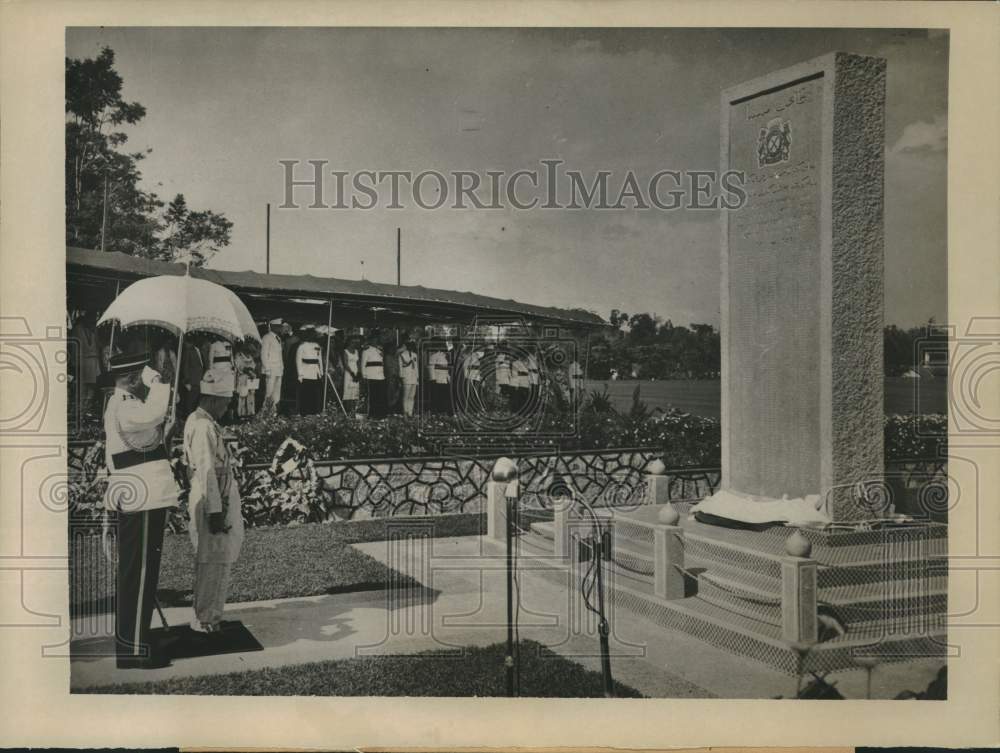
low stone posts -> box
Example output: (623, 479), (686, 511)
(644, 459), (670, 505)
(780, 530), (819, 645)
(653, 504), (685, 600)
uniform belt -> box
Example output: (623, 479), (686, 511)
(112, 446), (168, 470)
(366, 361), (383, 367)
(213, 357), (231, 363)
(303, 358), (319, 364)
(434, 365), (448, 370)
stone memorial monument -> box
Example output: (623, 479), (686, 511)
(715, 52), (887, 522)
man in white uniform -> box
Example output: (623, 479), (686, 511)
(103, 351), (180, 668)
(526, 348), (541, 407)
(568, 355), (585, 405)
(494, 343), (512, 401)
(340, 334), (361, 415)
(397, 338), (419, 416)
(183, 365), (245, 633)
(295, 331), (324, 414)
(259, 318), (283, 414)
(510, 353), (530, 413)
(360, 335), (386, 418)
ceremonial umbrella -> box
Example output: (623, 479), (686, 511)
(98, 271), (261, 421)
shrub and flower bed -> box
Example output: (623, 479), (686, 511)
(68, 401), (946, 533)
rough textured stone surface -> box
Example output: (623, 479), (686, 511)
(720, 52), (886, 520)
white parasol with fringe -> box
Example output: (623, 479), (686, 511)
(98, 268), (261, 422)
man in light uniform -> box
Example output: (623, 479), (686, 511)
(260, 318), (283, 414)
(526, 347), (541, 406)
(494, 343), (512, 401)
(360, 334), (387, 418)
(183, 365), (245, 633)
(460, 343), (484, 414)
(397, 338), (419, 416)
(341, 334), (361, 415)
(103, 351), (180, 669)
(427, 345), (452, 414)
(510, 352), (530, 413)
(295, 329), (324, 414)
(568, 353), (585, 405)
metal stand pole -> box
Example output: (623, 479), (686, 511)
(325, 371), (349, 417)
(594, 530), (614, 698)
(505, 492), (516, 697)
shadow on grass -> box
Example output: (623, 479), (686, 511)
(76, 639), (646, 697)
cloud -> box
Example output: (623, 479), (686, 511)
(892, 114), (948, 154)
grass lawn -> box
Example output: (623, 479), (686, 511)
(77, 639), (645, 697)
(71, 512), (484, 615)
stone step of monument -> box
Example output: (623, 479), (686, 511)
(680, 528), (942, 597)
(683, 550), (944, 606)
(690, 568), (947, 634)
(602, 571), (949, 674)
(502, 535), (948, 674)
(679, 515), (947, 567)
(610, 541), (655, 580)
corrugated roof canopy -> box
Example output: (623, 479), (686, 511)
(67, 246), (605, 330)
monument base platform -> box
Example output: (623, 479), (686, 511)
(502, 502), (948, 676)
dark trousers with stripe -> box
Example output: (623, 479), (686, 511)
(116, 508), (167, 662)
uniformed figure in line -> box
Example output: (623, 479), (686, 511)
(427, 345), (452, 414)
(510, 352), (530, 413)
(340, 334), (361, 415)
(103, 352), (180, 669)
(397, 338), (419, 416)
(259, 318), (284, 414)
(295, 329), (324, 415)
(360, 334), (387, 418)
(526, 347), (541, 406)
(494, 343), (512, 402)
(568, 354), (585, 405)
(182, 365), (246, 633)
(459, 342), (484, 414)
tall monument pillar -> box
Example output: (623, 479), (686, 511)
(720, 52), (887, 521)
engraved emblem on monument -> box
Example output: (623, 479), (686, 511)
(757, 117), (792, 167)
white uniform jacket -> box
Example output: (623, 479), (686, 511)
(428, 351), (450, 384)
(494, 353), (511, 386)
(183, 408), (245, 564)
(526, 354), (541, 386)
(361, 346), (385, 380)
(511, 359), (530, 389)
(260, 331), (283, 376)
(463, 350), (483, 382)
(103, 382), (179, 512)
(296, 341), (324, 381)
(207, 340), (234, 371)
(398, 349), (419, 385)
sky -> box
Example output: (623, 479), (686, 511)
(66, 27), (948, 328)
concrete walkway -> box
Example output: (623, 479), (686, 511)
(71, 535), (942, 698)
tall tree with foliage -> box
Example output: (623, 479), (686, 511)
(65, 46), (232, 264)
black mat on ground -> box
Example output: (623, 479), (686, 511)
(151, 620), (263, 660)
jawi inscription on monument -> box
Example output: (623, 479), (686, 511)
(719, 52), (887, 521)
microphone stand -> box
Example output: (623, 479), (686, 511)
(575, 495), (615, 698)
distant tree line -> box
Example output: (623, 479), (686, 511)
(66, 46), (232, 265)
(584, 311), (946, 381)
